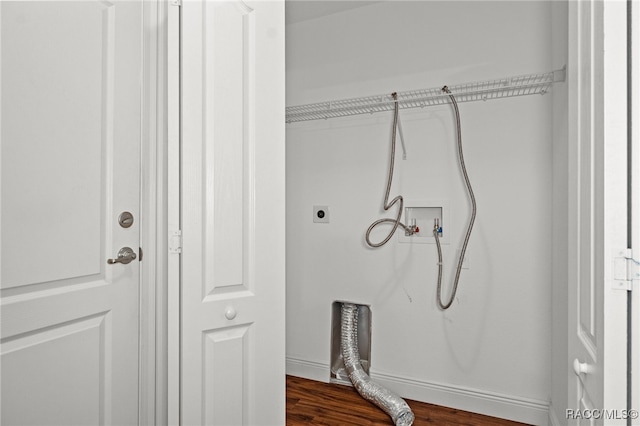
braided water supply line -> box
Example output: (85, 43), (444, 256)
(365, 93), (415, 247)
(435, 87), (477, 310)
(341, 303), (415, 425)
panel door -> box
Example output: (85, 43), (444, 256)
(1, 2), (142, 424)
(180, 0), (285, 424)
(567, 1), (628, 424)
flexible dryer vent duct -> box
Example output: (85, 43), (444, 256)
(341, 303), (415, 426)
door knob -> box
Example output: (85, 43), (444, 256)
(225, 307), (237, 320)
(573, 358), (592, 375)
(107, 247), (137, 265)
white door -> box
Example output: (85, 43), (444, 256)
(1, 2), (142, 425)
(567, 0), (628, 424)
(179, 0), (286, 424)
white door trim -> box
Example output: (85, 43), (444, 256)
(140, 1), (171, 424)
(167, 1), (181, 424)
(138, 2), (179, 423)
(601, 1), (629, 414)
(631, 0), (640, 417)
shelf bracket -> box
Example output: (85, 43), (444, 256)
(553, 65), (567, 83)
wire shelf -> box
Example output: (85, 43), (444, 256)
(285, 67), (566, 123)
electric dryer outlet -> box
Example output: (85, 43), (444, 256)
(313, 206), (330, 223)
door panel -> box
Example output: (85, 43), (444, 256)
(180, 0), (285, 424)
(2, 314), (108, 426)
(203, 325), (251, 425)
(204, 0), (249, 296)
(1, 1), (108, 289)
(0, 2), (142, 424)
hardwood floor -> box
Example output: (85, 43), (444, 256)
(286, 375), (531, 426)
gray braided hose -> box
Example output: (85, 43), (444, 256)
(435, 87), (477, 310)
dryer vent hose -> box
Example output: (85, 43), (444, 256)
(341, 303), (415, 426)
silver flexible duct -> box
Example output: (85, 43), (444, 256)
(434, 86), (477, 310)
(341, 303), (415, 426)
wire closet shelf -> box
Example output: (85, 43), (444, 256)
(285, 67), (566, 123)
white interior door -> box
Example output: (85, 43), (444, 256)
(179, 0), (285, 424)
(1, 2), (142, 424)
(567, 1), (628, 424)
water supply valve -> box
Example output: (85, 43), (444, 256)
(399, 204), (447, 244)
(434, 218), (443, 236)
(405, 218), (419, 236)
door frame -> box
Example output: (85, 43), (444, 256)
(166, 2), (180, 424)
(140, 1), (171, 424)
(631, 0), (640, 417)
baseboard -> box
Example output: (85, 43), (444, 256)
(286, 357), (550, 426)
(286, 356), (331, 383)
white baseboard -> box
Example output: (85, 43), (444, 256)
(286, 357), (550, 426)
(286, 356), (331, 383)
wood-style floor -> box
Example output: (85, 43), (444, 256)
(286, 375), (531, 426)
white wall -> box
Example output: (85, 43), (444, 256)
(286, 2), (555, 424)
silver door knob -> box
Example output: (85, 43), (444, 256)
(107, 247), (137, 265)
